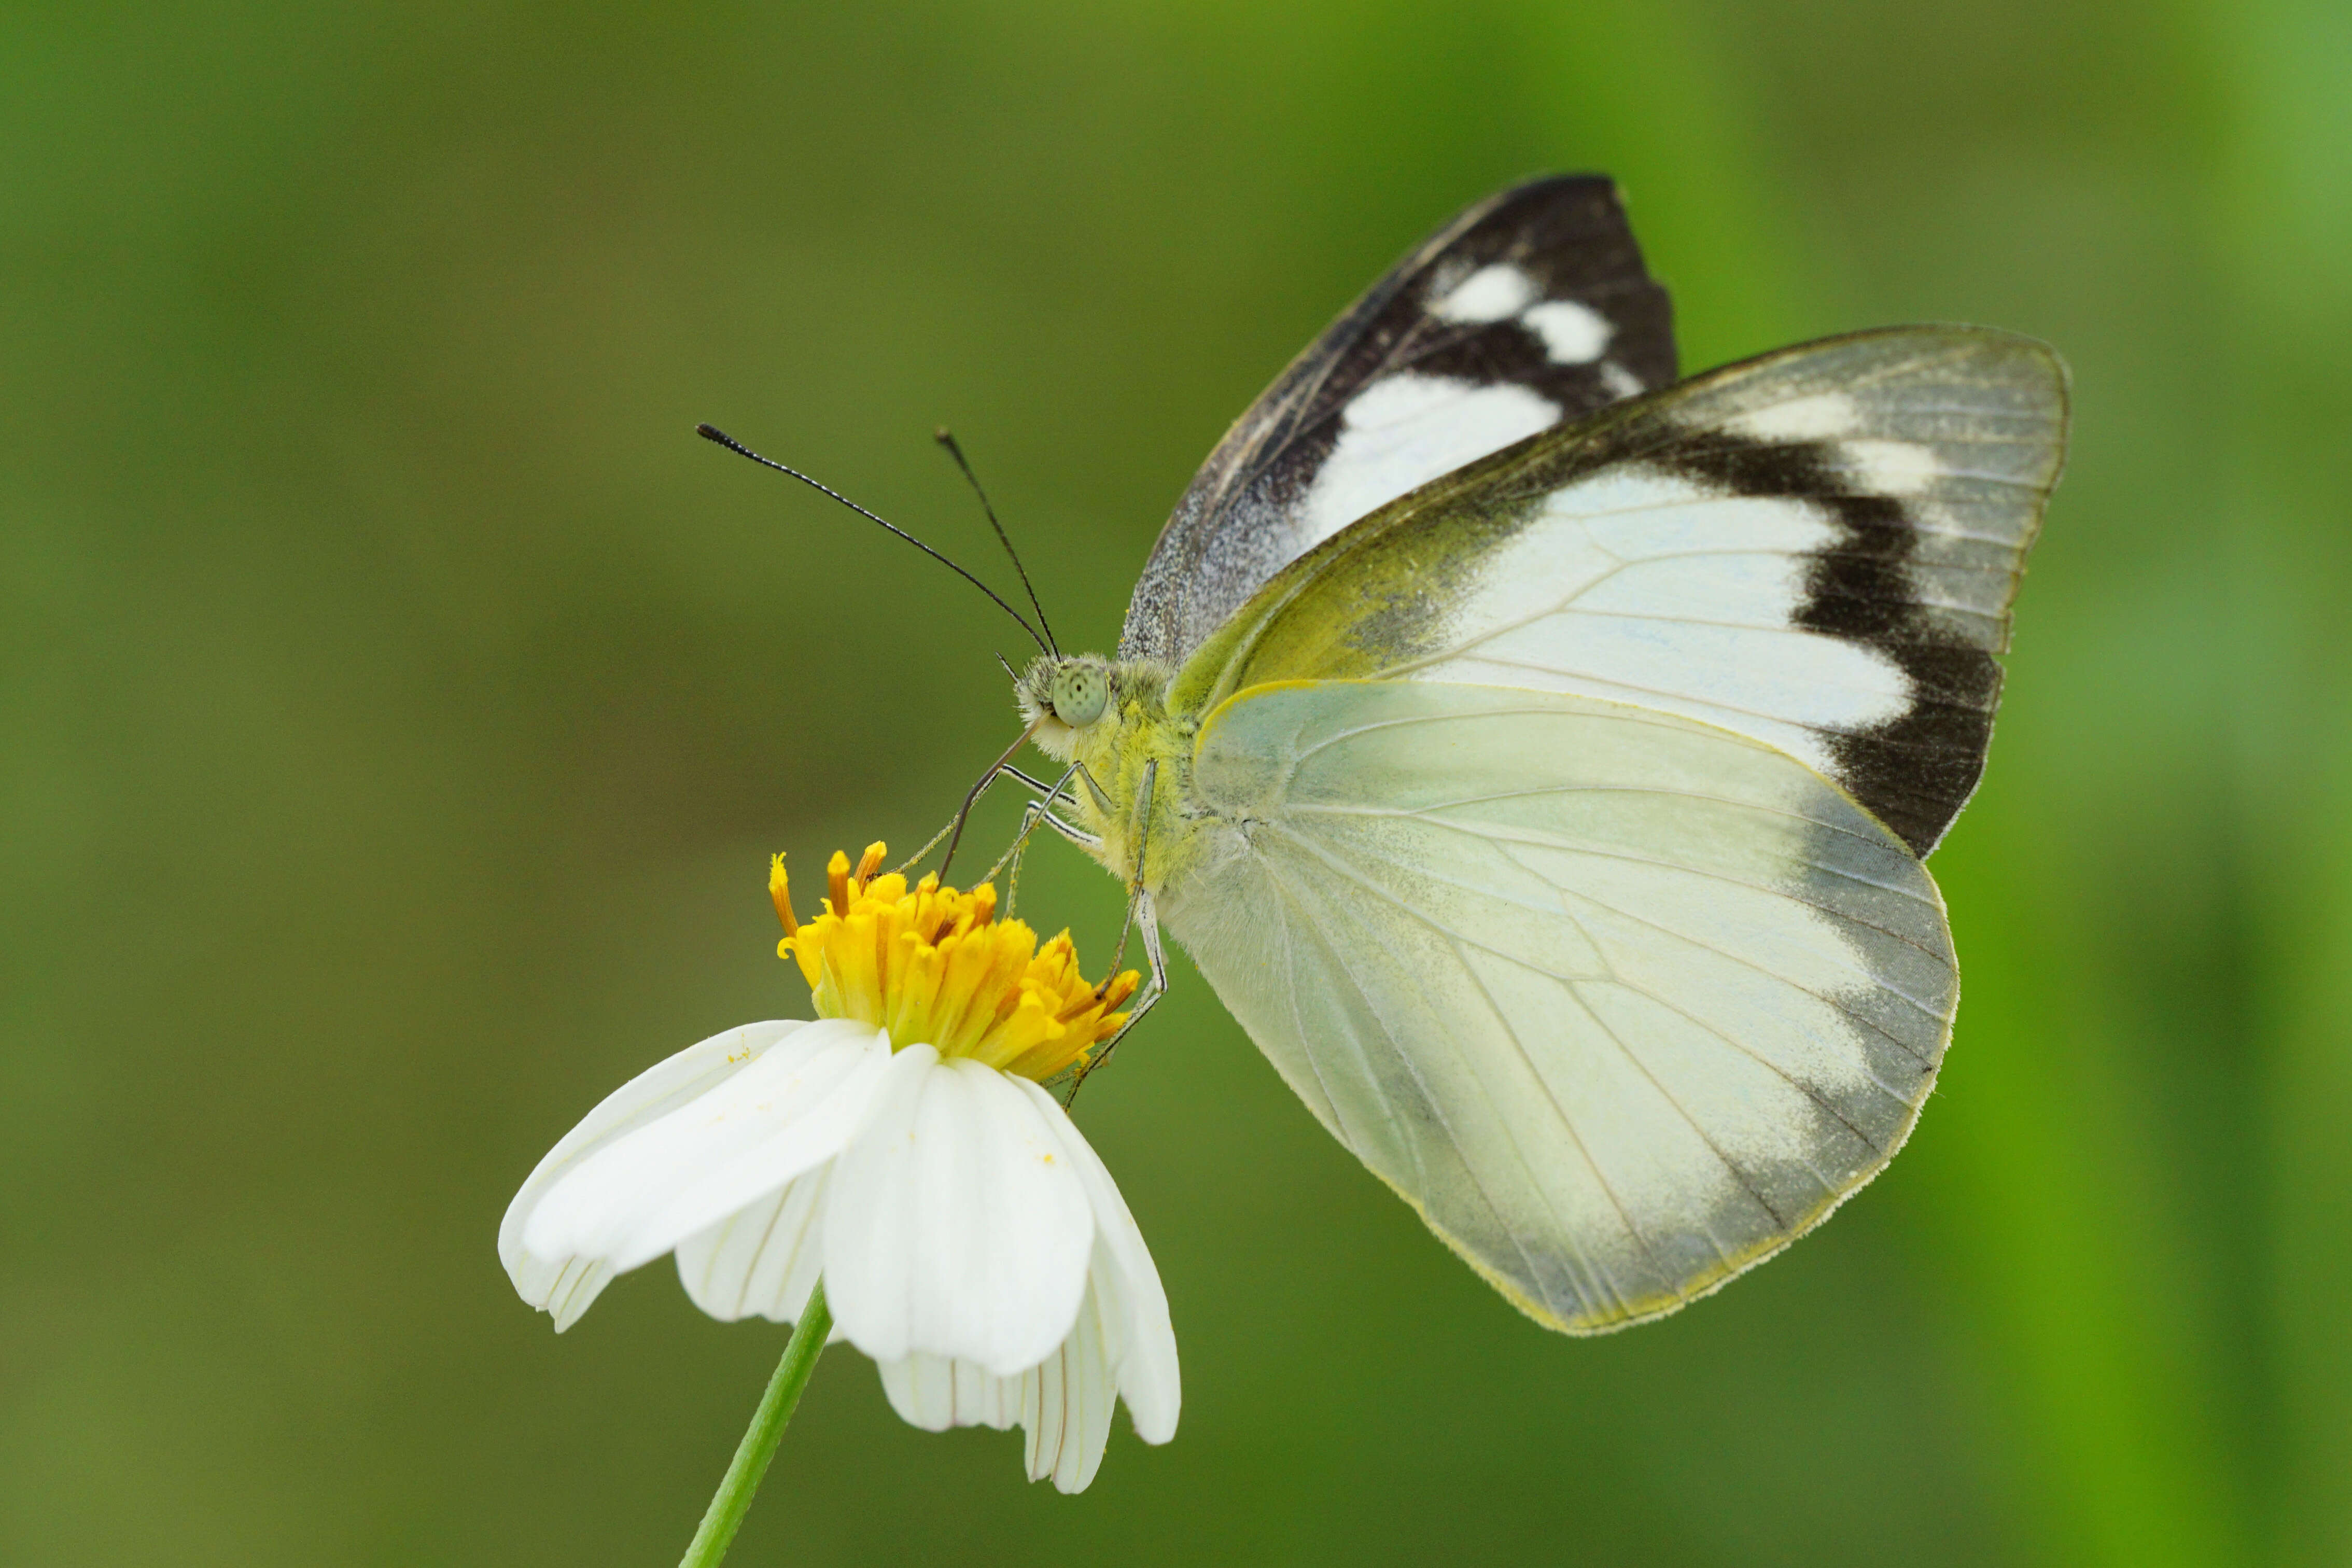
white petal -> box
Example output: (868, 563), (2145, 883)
(1015, 1078), (1181, 1445)
(499, 1019), (802, 1329)
(523, 1018), (889, 1272)
(675, 1167), (842, 1340)
(824, 1051), (1095, 1377)
(1022, 1280), (1118, 1493)
(877, 1352), (1017, 1433)
(873, 1278), (1117, 1492)
(523, 1256), (618, 1334)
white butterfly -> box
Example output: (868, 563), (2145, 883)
(787, 176), (2068, 1334)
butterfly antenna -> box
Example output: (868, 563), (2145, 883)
(697, 424), (1049, 654)
(935, 427), (1058, 656)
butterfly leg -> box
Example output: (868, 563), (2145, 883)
(1001, 763), (1066, 796)
(1069, 891), (1166, 1101)
(983, 762), (1096, 909)
(935, 721), (1054, 879)
(1094, 757), (1158, 977)
(1061, 760), (1169, 1102)
(1008, 793), (1100, 851)
(897, 751), (1030, 879)
(1002, 764), (1097, 843)
(997, 793), (1102, 918)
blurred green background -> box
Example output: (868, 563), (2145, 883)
(5, 2), (2348, 1563)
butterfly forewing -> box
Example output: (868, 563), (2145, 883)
(1159, 680), (1954, 1332)
(1122, 175), (1675, 666)
(1174, 326), (2067, 856)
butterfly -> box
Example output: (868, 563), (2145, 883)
(742, 174), (2068, 1335)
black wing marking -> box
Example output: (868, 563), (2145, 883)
(1121, 175), (1675, 664)
(1578, 329), (2068, 855)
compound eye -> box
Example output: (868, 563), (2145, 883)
(1049, 664), (1109, 728)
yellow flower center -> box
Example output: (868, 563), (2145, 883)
(767, 843), (1140, 1083)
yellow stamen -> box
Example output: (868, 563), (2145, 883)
(776, 841), (1139, 1082)
(768, 853), (800, 940)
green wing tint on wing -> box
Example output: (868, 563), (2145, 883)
(1159, 679), (1954, 1333)
(1171, 327), (2067, 856)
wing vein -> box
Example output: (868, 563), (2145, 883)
(1573, 973), (1902, 1158)
(1448, 936), (1700, 1293)
(1553, 881), (1946, 1062)
(1255, 847), (1587, 1312)
(1296, 792), (1940, 906)
(1546, 959), (1791, 1237)
(1300, 802), (1950, 954)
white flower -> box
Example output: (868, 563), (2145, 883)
(500, 848), (1178, 1493)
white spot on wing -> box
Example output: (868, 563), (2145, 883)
(1482, 475), (1839, 638)
(1555, 469), (1841, 558)
(1298, 373), (1557, 546)
(1729, 391), (1858, 443)
(1521, 300), (1613, 363)
(1433, 263), (1538, 323)
(1398, 462), (1911, 765)
(1840, 439), (1944, 495)
(1598, 362), (1644, 400)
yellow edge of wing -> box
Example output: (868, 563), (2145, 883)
(1383, 1052), (1944, 1336)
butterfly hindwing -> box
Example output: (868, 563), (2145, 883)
(1159, 679), (1955, 1333)
(1122, 175), (1675, 666)
(1171, 326), (2067, 856)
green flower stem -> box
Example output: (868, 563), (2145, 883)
(678, 1280), (833, 1568)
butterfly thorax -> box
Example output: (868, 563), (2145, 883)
(1014, 654), (1196, 891)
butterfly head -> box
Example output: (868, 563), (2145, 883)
(1015, 654), (1112, 757)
